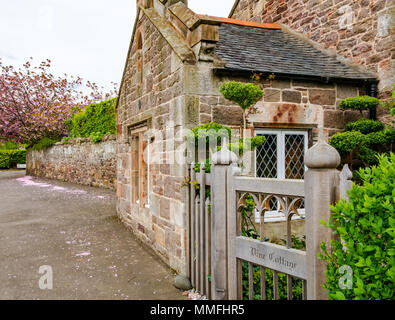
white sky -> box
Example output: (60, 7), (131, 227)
(0, 0), (233, 91)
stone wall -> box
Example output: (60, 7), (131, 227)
(230, 0), (394, 96)
(26, 136), (116, 189)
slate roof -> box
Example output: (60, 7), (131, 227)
(215, 23), (376, 82)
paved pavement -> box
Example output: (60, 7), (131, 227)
(0, 171), (184, 300)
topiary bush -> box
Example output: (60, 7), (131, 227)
(319, 153), (395, 300)
(339, 96), (380, 112)
(330, 124), (394, 168)
(68, 98), (116, 141)
(365, 127), (395, 147)
(345, 119), (385, 134)
(220, 81), (264, 130)
(329, 131), (366, 158)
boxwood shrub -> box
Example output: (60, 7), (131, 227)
(329, 131), (366, 157)
(345, 119), (385, 134)
(319, 153), (395, 300)
(339, 96), (380, 111)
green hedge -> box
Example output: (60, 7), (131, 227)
(67, 98), (117, 143)
(0, 150), (26, 169)
(319, 154), (395, 300)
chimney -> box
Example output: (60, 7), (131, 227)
(137, 0), (188, 9)
(168, 0), (188, 6)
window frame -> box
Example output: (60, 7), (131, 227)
(254, 129), (308, 180)
(129, 126), (150, 209)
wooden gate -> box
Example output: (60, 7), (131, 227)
(227, 175), (307, 300)
(186, 141), (349, 300)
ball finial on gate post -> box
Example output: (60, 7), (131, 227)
(305, 139), (341, 169)
(211, 138), (238, 165)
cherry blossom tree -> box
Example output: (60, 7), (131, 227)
(0, 58), (117, 144)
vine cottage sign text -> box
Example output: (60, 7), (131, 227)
(235, 237), (307, 279)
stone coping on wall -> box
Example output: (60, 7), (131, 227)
(54, 134), (116, 146)
(27, 135), (117, 190)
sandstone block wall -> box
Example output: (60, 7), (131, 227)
(198, 76), (366, 140)
(26, 136), (116, 189)
(231, 0), (394, 95)
(117, 11), (189, 274)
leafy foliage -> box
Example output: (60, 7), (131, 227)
(339, 96), (380, 111)
(330, 121), (394, 167)
(220, 81), (264, 110)
(365, 128), (395, 147)
(189, 123), (265, 173)
(319, 154), (395, 300)
(329, 131), (366, 158)
(228, 136), (266, 156)
(220, 81), (264, 130)
(193, 158), (212, 174)
(31, 137), (60, 151)
(0, 149), (26, 168)
(0, 141), (19, 150)
(67, 98), (117, 142)
(187, 122), (231, 151)
(345, 119), (385, 134)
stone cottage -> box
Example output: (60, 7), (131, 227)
(230, 0), (394, 121)
(116, 0), (379, 274)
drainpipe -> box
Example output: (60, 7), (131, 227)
(368, 81), (378, 120)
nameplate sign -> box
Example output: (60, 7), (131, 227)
(235, 236), (307, 279)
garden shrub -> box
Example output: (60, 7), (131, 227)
(319, 154), (395, 300)
(345, 119), (385, 135)
(31, 137), (60, 151)
(339, 96), (380, 111)
(0, 150), (26, 169)
(189, 122), (265, 173)
(220, 81), (263, 130)
(0, 141), (18, 150)
(365, 127), (395, 147)
(68, 98), (116, 141)
(330, 126), (394, 167)
(187, 122), (232, 150)
(220, 82), (264, 111)
(329, 131), (366, 158)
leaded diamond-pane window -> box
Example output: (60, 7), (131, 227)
(256, 134), (277, 178)
(255, 130), (308, 180)
(285, 134), (306, 179)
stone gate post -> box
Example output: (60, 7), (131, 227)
(210, 141), (238, 300)
(304, 140), (341, 300)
